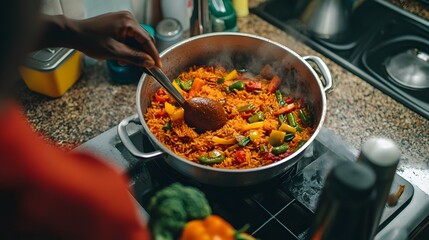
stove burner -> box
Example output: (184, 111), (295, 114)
(120, 128), (413, 239)
(385, 48), (429, 90)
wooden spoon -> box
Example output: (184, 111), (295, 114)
(146, 67), (227, 133)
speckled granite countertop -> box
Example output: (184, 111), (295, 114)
(15, 0), (429, 194)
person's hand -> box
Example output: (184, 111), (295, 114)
(70, 11), (161, 68)
(38, 12), (161, 68)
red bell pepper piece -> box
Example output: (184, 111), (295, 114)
(245, 81), (262, 91)
(273, 103), (296, 116)
(154, 89), (169, 103)
(267, 75), (281, 93)
(285, 97), (294, 104)
(235, 149), (246, 163)
(155, 108), (167, 118)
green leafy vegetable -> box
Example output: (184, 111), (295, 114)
(148, 183), (212, 240)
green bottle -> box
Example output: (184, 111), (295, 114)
(209, 0), (238, 32)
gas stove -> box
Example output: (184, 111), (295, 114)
(75, 118), (429, 239)
(251, 0), (429, 119)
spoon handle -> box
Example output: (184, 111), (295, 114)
(146, 66), (186, 105)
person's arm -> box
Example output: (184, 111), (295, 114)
(36, 12), (161, 68)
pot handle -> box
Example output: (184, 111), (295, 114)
(117, 114), (165, 160)
(303, 56), (333, 92)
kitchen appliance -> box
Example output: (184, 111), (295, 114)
(118, 32), (332, 187)
(252, 0), (429, 119)
(74, 123), (429, 239)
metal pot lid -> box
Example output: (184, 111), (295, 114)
(385, 48), (429, 90)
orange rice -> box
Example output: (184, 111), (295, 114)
(144, 65), (315, 169)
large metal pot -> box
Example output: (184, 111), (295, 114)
(118, 32), (332, 187)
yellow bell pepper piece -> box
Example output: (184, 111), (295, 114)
(164, 102), (176, 115)
(212, 136), (237, 145)
(278, 123), (297, 133)
(172, 80), (186, 96)
(269, 130), (286, 147)
(224, 69), (239, 82)
(164, 102), (184, 121)
(171, 108), (184, 121)
(242, 121), (264, 131)
(249, 130), (261, 141)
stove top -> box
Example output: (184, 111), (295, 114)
(251, 0), (429, 119)
(75, 120), (429, 239)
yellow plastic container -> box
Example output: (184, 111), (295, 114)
(20, 48), (82, 98)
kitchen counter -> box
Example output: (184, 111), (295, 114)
(15, 0), (429, 194)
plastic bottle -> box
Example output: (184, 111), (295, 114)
(209, 0), (238, 32)
(308, 161), (377, 240)
(161, 0), (191, 35)
(232, 0), (249, 17)
(357, 137), (401, 239)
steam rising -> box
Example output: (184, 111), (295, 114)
(204, 41), (318, 108)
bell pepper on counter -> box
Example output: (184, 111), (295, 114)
(180, 215), (254, 240)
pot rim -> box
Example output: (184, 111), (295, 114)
(136, 32), (327, 173)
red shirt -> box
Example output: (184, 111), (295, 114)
(0, 103), (151, 240)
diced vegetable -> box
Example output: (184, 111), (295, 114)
(259, 144), (268, 153)
(224, 69), (239, 82)
(298, 109), (308, 123)
(242, 121), (264, 131)
(249, 130), (260, 141)
(188, 77), (205, 97)
(248, 111), (264, 123)
(226, 80), (245, 93)
(175, 78), (194, 91)
(284, 133), (295, 142)
(278, 123), (297, 133)
(269, 130), (286, 147)
(275, 90), (285, 106)
(212, 136), (237, 145)
(172, 80), (186, 96)
(295, 140), (307, 151)
(273, 103), (296, 116)
(154, 89), (169, 102)
(170, 108), (184, 121)
(164, 102), (176, 115)
(180, 215), (254, 240)
(155, 108), (167, 118)
(162, 120), (171, 132)
(216, 78), (225, 84)
(237, 68), (249, 73)
(271, 144), (289, 155)
(267, 75), (281, 93)
(287, 112), (297, 127)
(237, 103), (255, 112)
(165, 102), (184, 121)
(235, 150), (246, 163)
(245, 81), (262, 91)
(198, 151), (225, 164)
(285, 97), (294, 104)
(238, 136), (251, 147)
(278, 114), (286, 124)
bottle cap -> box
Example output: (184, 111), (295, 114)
(359, 137), (401, 181)
(155, 18), (183, 42)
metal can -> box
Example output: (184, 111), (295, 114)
(155, 18), (184, 53)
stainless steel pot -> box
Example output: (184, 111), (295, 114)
(118, 32), (332, 187)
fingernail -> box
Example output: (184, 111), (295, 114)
(144, 59), (155, 68)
